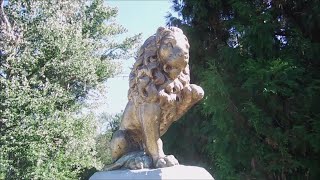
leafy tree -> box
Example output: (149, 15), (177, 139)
(164, 0), (320, 179)
(0, 0), (139, 179)
(95, 112), (122, 165)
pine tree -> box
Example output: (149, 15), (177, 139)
(164, 0), (320, 179)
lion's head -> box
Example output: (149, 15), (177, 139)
(128, 27), (191, 104)
(156, 27), (190, 80)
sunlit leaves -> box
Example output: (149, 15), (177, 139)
(0, 0), (139, 179)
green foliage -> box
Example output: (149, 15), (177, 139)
(165, 0), (320, 179)
(95, 113), (122, 165)
(0, 0), (139, 179)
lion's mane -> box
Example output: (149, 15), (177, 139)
(128, 27), (190, 106)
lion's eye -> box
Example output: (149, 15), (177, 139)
(164, 65), (172, 73)
(167, 42), (173, 49)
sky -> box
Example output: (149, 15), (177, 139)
(91, 0), (177, 115)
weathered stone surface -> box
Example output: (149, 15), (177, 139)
(91, 165), (214, 180)
(106, 26), (204, 170)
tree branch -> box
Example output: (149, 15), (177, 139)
(0, 0), (12, 32)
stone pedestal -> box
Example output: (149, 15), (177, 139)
(89, 165), (214, 180)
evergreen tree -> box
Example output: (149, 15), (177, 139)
(0, 0), (139, 179)
(164, 0), (320, 179)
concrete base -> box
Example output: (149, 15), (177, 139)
(89, 165), (214, 180)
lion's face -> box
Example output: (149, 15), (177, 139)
(158, 32), (190, 80)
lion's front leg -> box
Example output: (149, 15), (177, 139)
(154, 138), (179, 168)
(139, 103), (178, 168)
(139, 103), (163, 163)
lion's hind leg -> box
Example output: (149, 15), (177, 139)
(110, 129), (143, 162)
(110, 130), (129, 162)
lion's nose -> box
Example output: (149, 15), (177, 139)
(183, 51), (189, 57)
(178, 52), (188, 58)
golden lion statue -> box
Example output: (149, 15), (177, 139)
(104, 27), (204, 170)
